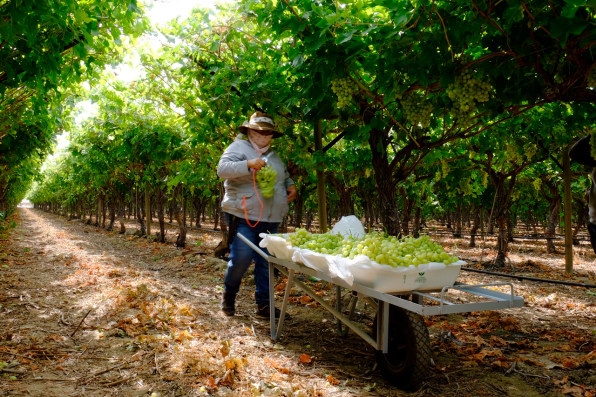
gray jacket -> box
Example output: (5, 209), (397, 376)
(217, 135), (294, 223)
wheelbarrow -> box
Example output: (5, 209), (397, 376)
(237, 233), (525, 390)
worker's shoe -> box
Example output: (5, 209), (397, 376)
(221, 292), (236, 316)
(256, 305), (290, 319)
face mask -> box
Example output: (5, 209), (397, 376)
(247, 130), (273, 154)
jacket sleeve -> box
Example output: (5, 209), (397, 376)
(217, 143), (252, 179)
(284, 168), (295, 189)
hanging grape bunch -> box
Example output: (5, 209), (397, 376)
(331, 77), (357, 108)
(588, 68), (596, 89)
(590, 130), (596, 161)
(445, 69), (491, 124)
(441, 159), (450, 178)
(400, 92), (433, 128)
(505, 143), (523, 163)
(256, 165), (277, 198)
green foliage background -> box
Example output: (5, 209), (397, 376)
(1, 0), (595, 260)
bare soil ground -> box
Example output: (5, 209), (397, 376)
(1, 208), (595, 397)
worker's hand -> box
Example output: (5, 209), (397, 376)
(247, 158), (267, 171)
(286, 184), (297, 203)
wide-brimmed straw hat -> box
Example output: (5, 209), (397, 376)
(239, 111), (283, 138)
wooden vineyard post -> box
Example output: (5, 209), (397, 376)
(145, 181), (152, 237)
(315, 120), (327, 233)
(563, 147), (573, 274)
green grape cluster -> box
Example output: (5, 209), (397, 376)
(441, 159), (450, 178)
(458, 179), (472, 196)
(532, 178), (542, 191)
(480, 171), (488, 188)
(400, 93), (433, 128)
(591, 131), (596, 161)
(524, 143), (538, 161)
(446, 69), (491, 123)
(282, 229), (459, 268)
(588, 68), (596, 88)
(256, 165), (277, 198)
(505, 143), (522, 163)
(286, 228), (344, 254)
(331, 78), (357, 108)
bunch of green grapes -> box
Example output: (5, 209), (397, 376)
(339, 233), (458, 267)
(283, 229), (459, 267)
(458, 178), (473, 196)
(480, 170), (489, 188)
(441, 159), (450, 178)
(588, 68), (596, 88)
(524, 143), (538, 161)
(505, 143), (522, 163)
(446, 69), (491, 123)
(331, 77), (357, 108)
(400, 93), (433, 128)
(590, 131), (596, 161)
(532, 178), (542, 192)
(256, 165), (277, 198)
(285, 228), (344, 254)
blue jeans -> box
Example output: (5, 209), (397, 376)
(223, 215), (279, 307)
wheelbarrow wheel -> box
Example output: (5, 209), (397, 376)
(373, 306), (431, 391)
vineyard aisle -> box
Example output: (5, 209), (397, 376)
(1, 208), (596, 397)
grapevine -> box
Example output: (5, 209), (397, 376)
(256, 165), (277, 198)
(400, 92), (433, 128)
(331, 77), (357, 108)
(446, 69), (491, 124)
(282, 229), (459, 268)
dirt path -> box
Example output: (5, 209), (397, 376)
(1, 208), (595, 396)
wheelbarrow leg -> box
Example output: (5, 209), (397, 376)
(336, 288), (360, 337)
(268, 263), (293, 341)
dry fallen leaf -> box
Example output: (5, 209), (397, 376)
(220, 340), (231, 358)
(560, 385), (585, 397)
(174, 330), (193, 343)
(299, 353), (312, 365)
(224, 358), (237, 370)
(583, 350), (596, 366)
(326, 374), (340, 385)
(561, 357), (581, 369)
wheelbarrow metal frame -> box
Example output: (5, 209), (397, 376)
(237, 233), (525, 353)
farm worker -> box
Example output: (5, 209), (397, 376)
(569, 135), (596, 254)
(217, 111), (297, 318)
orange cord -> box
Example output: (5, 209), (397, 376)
(242, 169), (264, 228)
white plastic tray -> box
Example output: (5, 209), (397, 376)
(260, 234), (464, 293)
(348, 261), (464, 293)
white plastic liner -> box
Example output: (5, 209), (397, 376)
(258, 234), (293, 260)
(330, 215), (366, 238)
